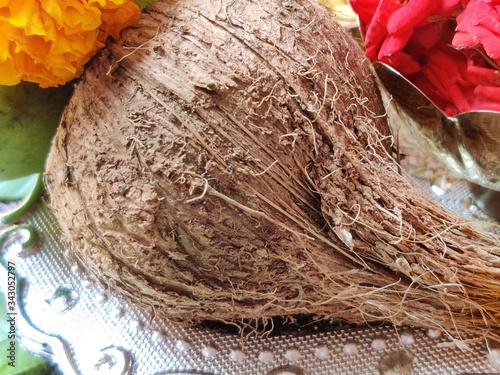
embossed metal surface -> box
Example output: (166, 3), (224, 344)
(0, 184), (499, 374)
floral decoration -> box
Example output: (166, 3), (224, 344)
(0, 0), (141, 87)
(350, 0), (500, 116)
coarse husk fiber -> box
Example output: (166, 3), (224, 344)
(45, 0), (500, 341)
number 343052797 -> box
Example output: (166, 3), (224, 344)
(6, 261), (16, 312)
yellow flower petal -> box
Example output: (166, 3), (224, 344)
(100, 0), (141, 39)
(0, 24), (12, 60)
(0, 0), (140, 87)
(0, 61), (22, 85)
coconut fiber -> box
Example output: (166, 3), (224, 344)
(45, 0), (500, 341)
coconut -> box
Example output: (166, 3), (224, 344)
(45, 0), (500, 340)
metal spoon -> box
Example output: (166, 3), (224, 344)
(373, 61), (500, 192)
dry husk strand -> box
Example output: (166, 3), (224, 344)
(45, 0), (500, 342)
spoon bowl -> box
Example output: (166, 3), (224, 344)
(373, 62), (500, 191)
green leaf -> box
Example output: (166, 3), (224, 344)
(134, 0), (157, 10)
(0, 82), (73, 181)
(0, 174), (40, 201)
(0, 339), (51, 375)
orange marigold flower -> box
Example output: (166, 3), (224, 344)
(0, 0), (140, 87)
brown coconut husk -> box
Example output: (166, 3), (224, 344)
(44, 0), (500, 342)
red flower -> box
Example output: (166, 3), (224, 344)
(350, 0), (500, 116)
(453, 0), (500, 67)
(351, 0), (461, 74)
